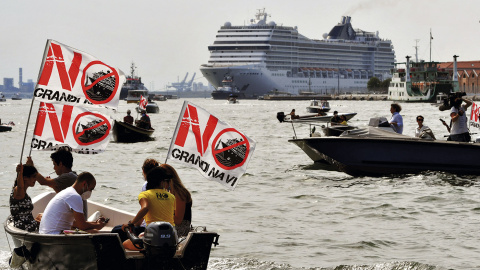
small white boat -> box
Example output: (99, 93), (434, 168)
(5, 191), (219, 270)
(277, 111), (357, 124)
(11, 93), (22, 100)
(306, 100), (330, 113)
(136, 102), (160, 114)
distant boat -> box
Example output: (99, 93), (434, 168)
(126, 90), (149, 104)
(0, 92), (5, 102)
(11, 93), (22, 100)
(387, 55), (460, 102)
(136, 102), (159, 114)
(306, 100), (330, 113)
(120, 62), (148, 100)
(211, 74), (246, 100)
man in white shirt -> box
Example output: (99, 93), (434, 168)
(389, 103), (403, 134)
(449, 97), (472, 142)
(39, 172), (106, 234)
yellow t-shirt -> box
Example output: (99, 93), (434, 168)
(138, 189), (176, 226)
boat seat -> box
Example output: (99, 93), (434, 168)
(125, 250), (145, 259)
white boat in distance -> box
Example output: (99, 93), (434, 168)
(200, 9), (395, 98)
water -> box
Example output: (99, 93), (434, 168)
(1, 98), (480, 270)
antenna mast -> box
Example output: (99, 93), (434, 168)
(414, 39), (420, 62)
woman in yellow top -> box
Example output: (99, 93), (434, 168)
(122, 167), (176, 250)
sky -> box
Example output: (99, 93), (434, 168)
(1, 0), (480, 91)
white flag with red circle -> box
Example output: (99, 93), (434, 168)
(31, 102), (114, 154)
(139, 95), (148, 110)
(33, 40), (125, 110)
(166, 101), (256, 190)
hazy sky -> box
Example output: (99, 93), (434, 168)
(2, 0), (479, 91)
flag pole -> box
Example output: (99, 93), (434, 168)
(165, 100), (188, 164)
(20, 39), (52, 164)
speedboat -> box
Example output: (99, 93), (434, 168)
(277, 111), (357, 124)
(11, 93), (22, 100)
(5, 191), (219, 270)
(136, 102), (160, 114)
(0, 92), (6, 102)
(0, 121), (14, 132)
(289, 117), (480, 176)
(306, 100), (330, 113)
(112, 120), (154, 143)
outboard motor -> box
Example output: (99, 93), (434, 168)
(143, 222), (178, 258)
(125, 222), (178, 269)
(277, 112), (285, 123)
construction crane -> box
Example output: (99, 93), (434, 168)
(168, 73), (189, 92)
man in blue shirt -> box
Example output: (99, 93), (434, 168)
(389, 103), (403, 134)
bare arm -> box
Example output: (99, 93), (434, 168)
(174, 197), (186, 225)
(122, 198), (149, 231)
(13, 164), (25, 200)
(26, 156), (59, 192)
(73, 211), (106, 231)
(463, 98), (472, 109)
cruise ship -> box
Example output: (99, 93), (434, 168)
(200, 9), (396, 99)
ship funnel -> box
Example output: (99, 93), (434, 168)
(453, 55), (459, 82)
(405, 56), (411, 83)
(341, 16), (346, 24)
(345, 16), (351, 24)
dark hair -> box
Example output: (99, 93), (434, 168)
(142, 158), (160, 175)
(23, 164), (38, 178)
(146, 167), (171, 190)
(76, 172), (95, 186)
(334, 111), (338, 114)
(416, 115), (424, 121)
(391, 103), (402, 113)
(50, 149), (73, 169)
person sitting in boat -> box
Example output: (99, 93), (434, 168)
(27, 148), (87, 218)
(136, 109), (152, 129)
(39, 172), (107, 234)
(123, 109), (134, 125)
(289, 109), (299, 119)
(389, 103), (403, 134)
(448, 97), (472, 142)
(415, 115), (436, 140)
(339, 115), (348, 125)
(110, 158), (160, 242)
(9, 164), (40, 232)
(330, 111), (341, 125)
(121, 167), (176, 250)
(161, 164), (192, 237)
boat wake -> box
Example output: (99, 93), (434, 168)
(207, 257), (445, 270)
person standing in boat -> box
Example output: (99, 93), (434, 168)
(124, 109), (134, 125)
(122, 167), (176, 250)
(161, 164), (192, 237)
(389, 103), (403, 134)
(39, 172), (107, 234)
(448, 97), (472, 142)
(27, 148), (87, 217)
(9, 164), (40, 232)
(415, 115), (436, 140)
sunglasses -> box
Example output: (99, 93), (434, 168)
(417, 119), (424, 121)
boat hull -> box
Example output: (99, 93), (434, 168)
(282, 112), (357, 123)
(5, 192), (219, 270)
(113, 120), (154, 143)
(289, 137), (480, 176)
(0, 124), (13, 132)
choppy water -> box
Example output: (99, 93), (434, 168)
(1, 98), (479, 270)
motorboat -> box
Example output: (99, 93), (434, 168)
(126, 90), (149, 104)
(136, 102), (160, 114)
(306, 100), (330, 113)
(5, 191), (219, 270)
(289, 117), (480, 176)
(277, 111), (357, 124)
(321, 123), (357, 137)
(0, 122), (14, 132)
(112, 120), (154, 143)
(228, 94), (239, 104)
(0, 92), (6, 102)
(11, 92), (22, 100)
